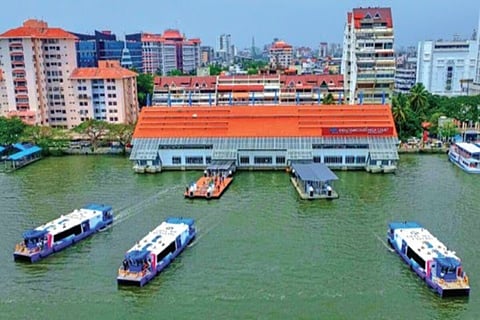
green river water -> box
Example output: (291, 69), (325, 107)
(0, 154), (478, 319)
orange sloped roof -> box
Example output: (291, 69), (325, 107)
(133, 105), (397, 139)
(70, 60), (137, 80)
(349, 7), (393, 29)
(0, 19), (77, 39)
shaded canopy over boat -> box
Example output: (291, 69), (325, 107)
(291, 162), (338, 182)
(125, 250), (150, 262)
(23, 229), (48, 240)
(436, 257), (461, 269)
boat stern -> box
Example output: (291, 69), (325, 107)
(117, 269), (149, 287)
(437, 277), (470, 297)
(13, 244), (42, 263)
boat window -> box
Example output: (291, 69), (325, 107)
(406, 246), (425, 269)
(156, 241), (176, 262)
(53, 224), (82, 242)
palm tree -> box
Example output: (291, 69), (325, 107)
(392, 94), (406, 123)
(392, 93), (408, 138)
(409, 83), (428, 116)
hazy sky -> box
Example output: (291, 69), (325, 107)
(1, 0), (479, 49)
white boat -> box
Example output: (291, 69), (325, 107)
(14, 204), (113, 263)
(387, 221), (470, 297)
(448, 142), (480, 173)
(117, 217), (196, 287)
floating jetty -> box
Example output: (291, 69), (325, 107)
(289, 162), (339, 200)
(185, 160), (235, 199)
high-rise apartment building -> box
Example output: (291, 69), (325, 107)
(217, 34), (234, 64)
(0, 19), (77, 126)
(269, 40), (293, 69)
(0, 20), (138, 128)
(70, 60), (138, 124)
(127, 30), (201, 75)
(73, 31), (143, 70)
(341, 7), (395, 104)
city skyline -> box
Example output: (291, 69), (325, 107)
(0, 1), (479, 49)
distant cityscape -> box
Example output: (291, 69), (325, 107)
(0, 7), (479, 128)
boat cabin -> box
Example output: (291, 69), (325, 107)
(22, 230), (48, 250)
(123, 250), (151, 273)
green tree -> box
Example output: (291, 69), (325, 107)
(73, 119), (109, 151)
(409, 83), (428, 117)
(322, 93), (334, 105)
(0, 117), (26, 145)
(21, 125), (69, 154)
(439, 122), (459, 140)
(137, 73), (154, 108)
(209, 64), (223, 76)
(167, 69), (183, 76)
(107, 123), (135, 154)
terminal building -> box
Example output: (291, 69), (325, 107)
(130, 104), (399, 174)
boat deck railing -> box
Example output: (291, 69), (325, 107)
(118, 268), (149, 279)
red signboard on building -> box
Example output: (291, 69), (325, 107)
(322, 127), (394, 136)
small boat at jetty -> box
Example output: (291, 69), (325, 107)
(448, 142), (480, 173)
(387, 221), (470, 297)
(14, 204), (114, 263)
(117, 217), (196, 287)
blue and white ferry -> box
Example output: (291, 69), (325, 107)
(387, 222), (470, 297)
(448, 142), (480, 173)
(14, 204), (113, 263)
(117, 217), (196, 287)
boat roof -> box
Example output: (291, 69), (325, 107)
(456, 142), (480, 154)
(35, 204), (112, 235)
(7, 144), (42, 161)
(207, 160), (235, 171)
(126, 220), (190, 256)
(391, 222), (460, 263)
(291, 162), (338, 182)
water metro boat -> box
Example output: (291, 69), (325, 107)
(448, 142), (480, 173)
(117, 217), (196, 287)
(13, 204), (114, 263)
(387, 221), (470, 297)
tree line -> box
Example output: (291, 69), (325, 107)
(0, 118), (134, 155)
(392, 83), (480, 141)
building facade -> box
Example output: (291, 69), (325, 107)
(151, 74), (345, 106)
(416, 39), (479, 96)
(69, 60), (139, 125)
(395, 56), (417, 94)
(127, 30), (201, 75)
(0, 68), (8, 116)
(73, 30), (143, 70)
(0, 19), (78, 127)
(341, 7), (395, 104)
(269, 41), (293, 69)
(130, 105), (399, 173)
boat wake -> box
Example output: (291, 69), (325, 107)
(188, 215), (224, 248)
(373, 232), (394, 252)
(113, 186), (180, 226)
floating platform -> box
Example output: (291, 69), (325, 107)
(184, 160), (235, 199)
(289, 162), (339, 200)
